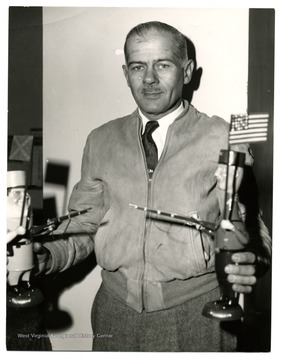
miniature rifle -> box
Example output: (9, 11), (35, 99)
(129, 203), (217, 237)
(32, 208), (92, 237)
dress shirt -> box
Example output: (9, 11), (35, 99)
(139, 102), (185, 159)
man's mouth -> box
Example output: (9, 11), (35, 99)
(142, 90), (163, 97)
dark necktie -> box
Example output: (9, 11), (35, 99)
(142, 120), (159, 172)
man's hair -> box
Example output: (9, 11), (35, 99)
(124, 21), (188, 64)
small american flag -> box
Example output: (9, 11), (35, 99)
(229, 113), (269, 145)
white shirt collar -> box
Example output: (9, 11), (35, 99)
(138, 102), (185, 159)
(139, 102), (184, 133)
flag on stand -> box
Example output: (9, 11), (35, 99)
(229, 113), (269, 145)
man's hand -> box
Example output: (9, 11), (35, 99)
(220, 219), (257, 293)
(33, 242), (51, 275)
(224, 251), (257, 293)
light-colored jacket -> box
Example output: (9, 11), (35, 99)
(44, 101), (270, 313)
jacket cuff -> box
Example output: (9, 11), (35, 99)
(43, 241), (70, 274)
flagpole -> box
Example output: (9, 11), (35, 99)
(19, 156), (32, 227)
(223, 120), (231, 220)
(17, 137), (33, 228)
(19, 183), (28, 227)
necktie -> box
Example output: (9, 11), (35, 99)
(142, 120), (159, 172)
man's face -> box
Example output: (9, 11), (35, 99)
(123, 32), (193, 120)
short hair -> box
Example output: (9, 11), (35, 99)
(124, 21), (188, 65)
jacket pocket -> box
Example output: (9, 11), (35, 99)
(151, 212), (212, 278)
(175, 226), (208, 274)
(200, 231), (215, 269)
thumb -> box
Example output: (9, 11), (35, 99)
(33, 242), (46, 253)
(33, 242), (51, 275)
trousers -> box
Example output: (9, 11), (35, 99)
(91, 283), (238, 352)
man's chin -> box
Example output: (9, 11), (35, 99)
(141, 108), (163, 118)
(138, 102), (165, 116)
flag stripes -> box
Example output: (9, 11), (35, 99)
(229, 113), (269, 144)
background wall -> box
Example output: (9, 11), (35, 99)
(43, 7), (249, 350)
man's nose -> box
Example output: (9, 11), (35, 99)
(143, 67), (158, 85)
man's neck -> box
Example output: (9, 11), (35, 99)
(140, 101), (183, 121)
(139, 101), (184, 124)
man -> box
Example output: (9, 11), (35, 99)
(35, 21), (271, 351)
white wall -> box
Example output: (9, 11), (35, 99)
(43, 7), (249, 350)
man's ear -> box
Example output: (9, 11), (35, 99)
(122, 65), (130, 87)
(183, 59), (194, 85)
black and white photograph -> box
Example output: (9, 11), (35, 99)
(3, 1), (278, 356)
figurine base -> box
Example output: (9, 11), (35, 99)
(7, 286), (44, 308)
(202, 300), (243, 321)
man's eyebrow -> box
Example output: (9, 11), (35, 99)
(154, 58), (175, 63)
(127, 60), (146, 66)
(127, 58), (175, 67)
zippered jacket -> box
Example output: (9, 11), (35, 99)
(44, 101), (271, 313)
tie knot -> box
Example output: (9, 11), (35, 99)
(143, 120), (159, 135)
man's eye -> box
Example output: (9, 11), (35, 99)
(131, 66), (144, 71)
(157, 63), (170, 69)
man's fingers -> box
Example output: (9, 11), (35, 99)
(232, 284), (253, 294)
(225, 264), (256, 276)
(231, 251), (256, 264)
(227, 273), (257, 285)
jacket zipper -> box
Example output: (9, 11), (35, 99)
(137, 114), (156, 311)
(140, 120), (173, 311)
(141, 170), (154, 310)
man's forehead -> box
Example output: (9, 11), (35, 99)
(126, 33), (176, 58)
(127, 32), (173, 46)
